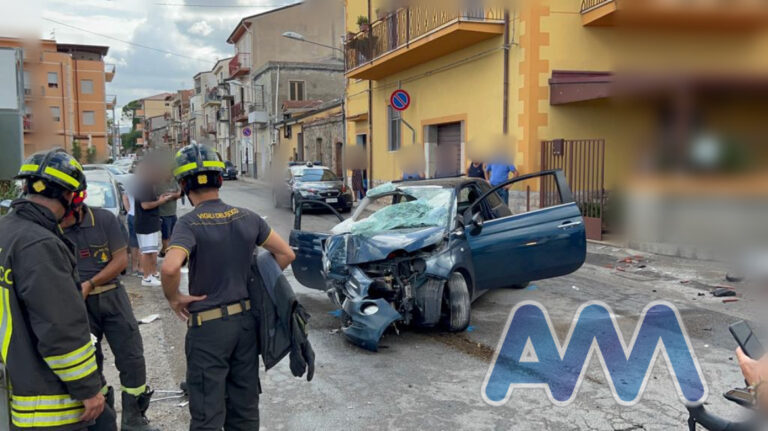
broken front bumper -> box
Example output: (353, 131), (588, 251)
(338, 267), (402, 351)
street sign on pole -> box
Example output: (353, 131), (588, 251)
(243, 127), (252, 137)
(390, 90), (411, 112)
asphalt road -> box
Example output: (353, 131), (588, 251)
(105, 179), (764, 430)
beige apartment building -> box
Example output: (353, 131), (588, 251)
(0, 37), (115, 161)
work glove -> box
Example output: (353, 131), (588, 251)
(289, 305), (315, 382)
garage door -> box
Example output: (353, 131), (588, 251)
(435, 122), (462, 178)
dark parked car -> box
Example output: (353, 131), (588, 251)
(223, 161), (238, 180)
(273, 163), (353, 213)
(289, 170), (587, 350)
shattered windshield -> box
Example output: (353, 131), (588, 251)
(334, 184), (454, 236)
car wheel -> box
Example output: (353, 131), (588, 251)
(507, 282), (530, 290)
(443, 272), (471, 332)
(291, 195), (297, 213)
(342, 206), (352, 214)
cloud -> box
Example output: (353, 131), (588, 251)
(188, 20), (214, 37)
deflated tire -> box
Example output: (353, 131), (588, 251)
(444, 272), (470, 332)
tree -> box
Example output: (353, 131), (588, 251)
(122, 100), (142, 128)
(86, 146), (97, 164)
(121, 129), (142, 152)
(72, 140), (82, 162)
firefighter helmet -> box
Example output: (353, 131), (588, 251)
(16, 149), (86, 194)
(172, 143), (225, 181)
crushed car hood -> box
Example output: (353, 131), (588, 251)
(326, 226), (444, 265)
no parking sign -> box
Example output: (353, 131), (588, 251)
(390, 89), (411, 111)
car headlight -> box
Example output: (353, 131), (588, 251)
(299, 190), (311, 197)
(361, 302), (379, 316)
(322, 254), (331, 273)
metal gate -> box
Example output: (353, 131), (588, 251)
(541, 139), (605, 240)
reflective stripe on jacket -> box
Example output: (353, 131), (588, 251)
(0, 200), (102, 430)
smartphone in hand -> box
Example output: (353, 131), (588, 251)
(730, 321), (765, 359)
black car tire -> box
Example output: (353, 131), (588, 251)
(443, 272), (470, 332)
(342, 206), (352, 214)
(291, 194), (297, 213)
(507, 282), (530, 290)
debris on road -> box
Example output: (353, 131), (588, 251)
(726, 273), (744, 283)
(712, 287), (736, 298)
(138, 314), (160, 325)
(722, 298), (740, 304)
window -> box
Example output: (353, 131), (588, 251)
(23, 71), (30, 95)
(388, 105), (401, 151)
(289, 81), (305, 101)
(80, 79), (93, 94)
(356, 133), (367, 149)
(47, 72), (58, 88)
(83, 111), (95, 125)
(50, 106), (61, 122)
(284, 125), (292, 139)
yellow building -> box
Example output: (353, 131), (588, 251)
(0, 38), (116, 161)
(345, 0), (768, 241)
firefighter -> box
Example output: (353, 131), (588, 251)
(60, 189), (158, 431)
(160, 143), (295, 431)
(0, 149), (116, 430)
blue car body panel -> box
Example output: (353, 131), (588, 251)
(289, 170), (587, 351)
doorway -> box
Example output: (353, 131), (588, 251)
(431, 122), (462, 178)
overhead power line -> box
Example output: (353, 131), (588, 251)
(154, 2), (290, 7)
(42, 17), (216, 64)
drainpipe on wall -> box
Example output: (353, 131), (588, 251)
(503, 10), (510, 136)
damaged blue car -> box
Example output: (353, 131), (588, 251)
(289, 170), (587, 351)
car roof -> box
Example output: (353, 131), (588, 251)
(84, 169), (115, 182)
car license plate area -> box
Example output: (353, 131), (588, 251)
(326, 198), (339, 203)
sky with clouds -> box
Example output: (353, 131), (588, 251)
(3, 0), (296, 118)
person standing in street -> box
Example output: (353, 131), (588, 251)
(486, 160), (519, 205)
(158, 175), (181, 257)
(61, 193), (158, 431)
(0, 149), (114, 430)
(122, 182), (141, 277)
(467, 160), (487, 180)
(133, 161), (173, 287)
(161, 143), (295, 431)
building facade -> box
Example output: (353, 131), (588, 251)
(344, 0), (768, 244)
(225, 0), (345, 178)
(0, 38), (116, 161)
(276, 100), (345, 174)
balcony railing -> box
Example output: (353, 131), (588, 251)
(106, 94), (117, 108)
(581, 0), (614, 14)
(105, 63), (116, 82)
(23, 115), (32, 132)
(204, 88), (221, 105)
(231, 102), (247, 122)
(229, 53), (251, 77)
(345, 4), (505, 72)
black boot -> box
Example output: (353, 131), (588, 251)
(121, 387), (159, 431)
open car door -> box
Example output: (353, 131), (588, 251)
(289, 201), (345, 290)
(463, 170), (586, 290)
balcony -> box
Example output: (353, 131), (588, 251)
(345, 4), (505, 80)
(105, 63), (116, 82)
(229, 53), (251, 77)
(248, 104), (268, 124)
(23, 115), (32, 133)
(231, 102), (248, 123)
(580, 0), (768, 28)
(106, 94), (117, 109)
(204, 88), (221, 106)
(135, 109), (145, 119)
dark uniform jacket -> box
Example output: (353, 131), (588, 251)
(0, 200), (102, 430)
(248, 252), (314, 379)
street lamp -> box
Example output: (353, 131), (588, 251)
(282, 31), (344, 54)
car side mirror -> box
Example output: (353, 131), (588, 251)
(0, 200), (12, 215)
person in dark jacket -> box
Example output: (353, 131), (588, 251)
(160, 144), (295, 431)
(61, 198), (158, 431)
(0, 149), (114, 430)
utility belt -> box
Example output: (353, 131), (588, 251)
(90, 283), (118, 295)
(188, 300), (251, 328)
